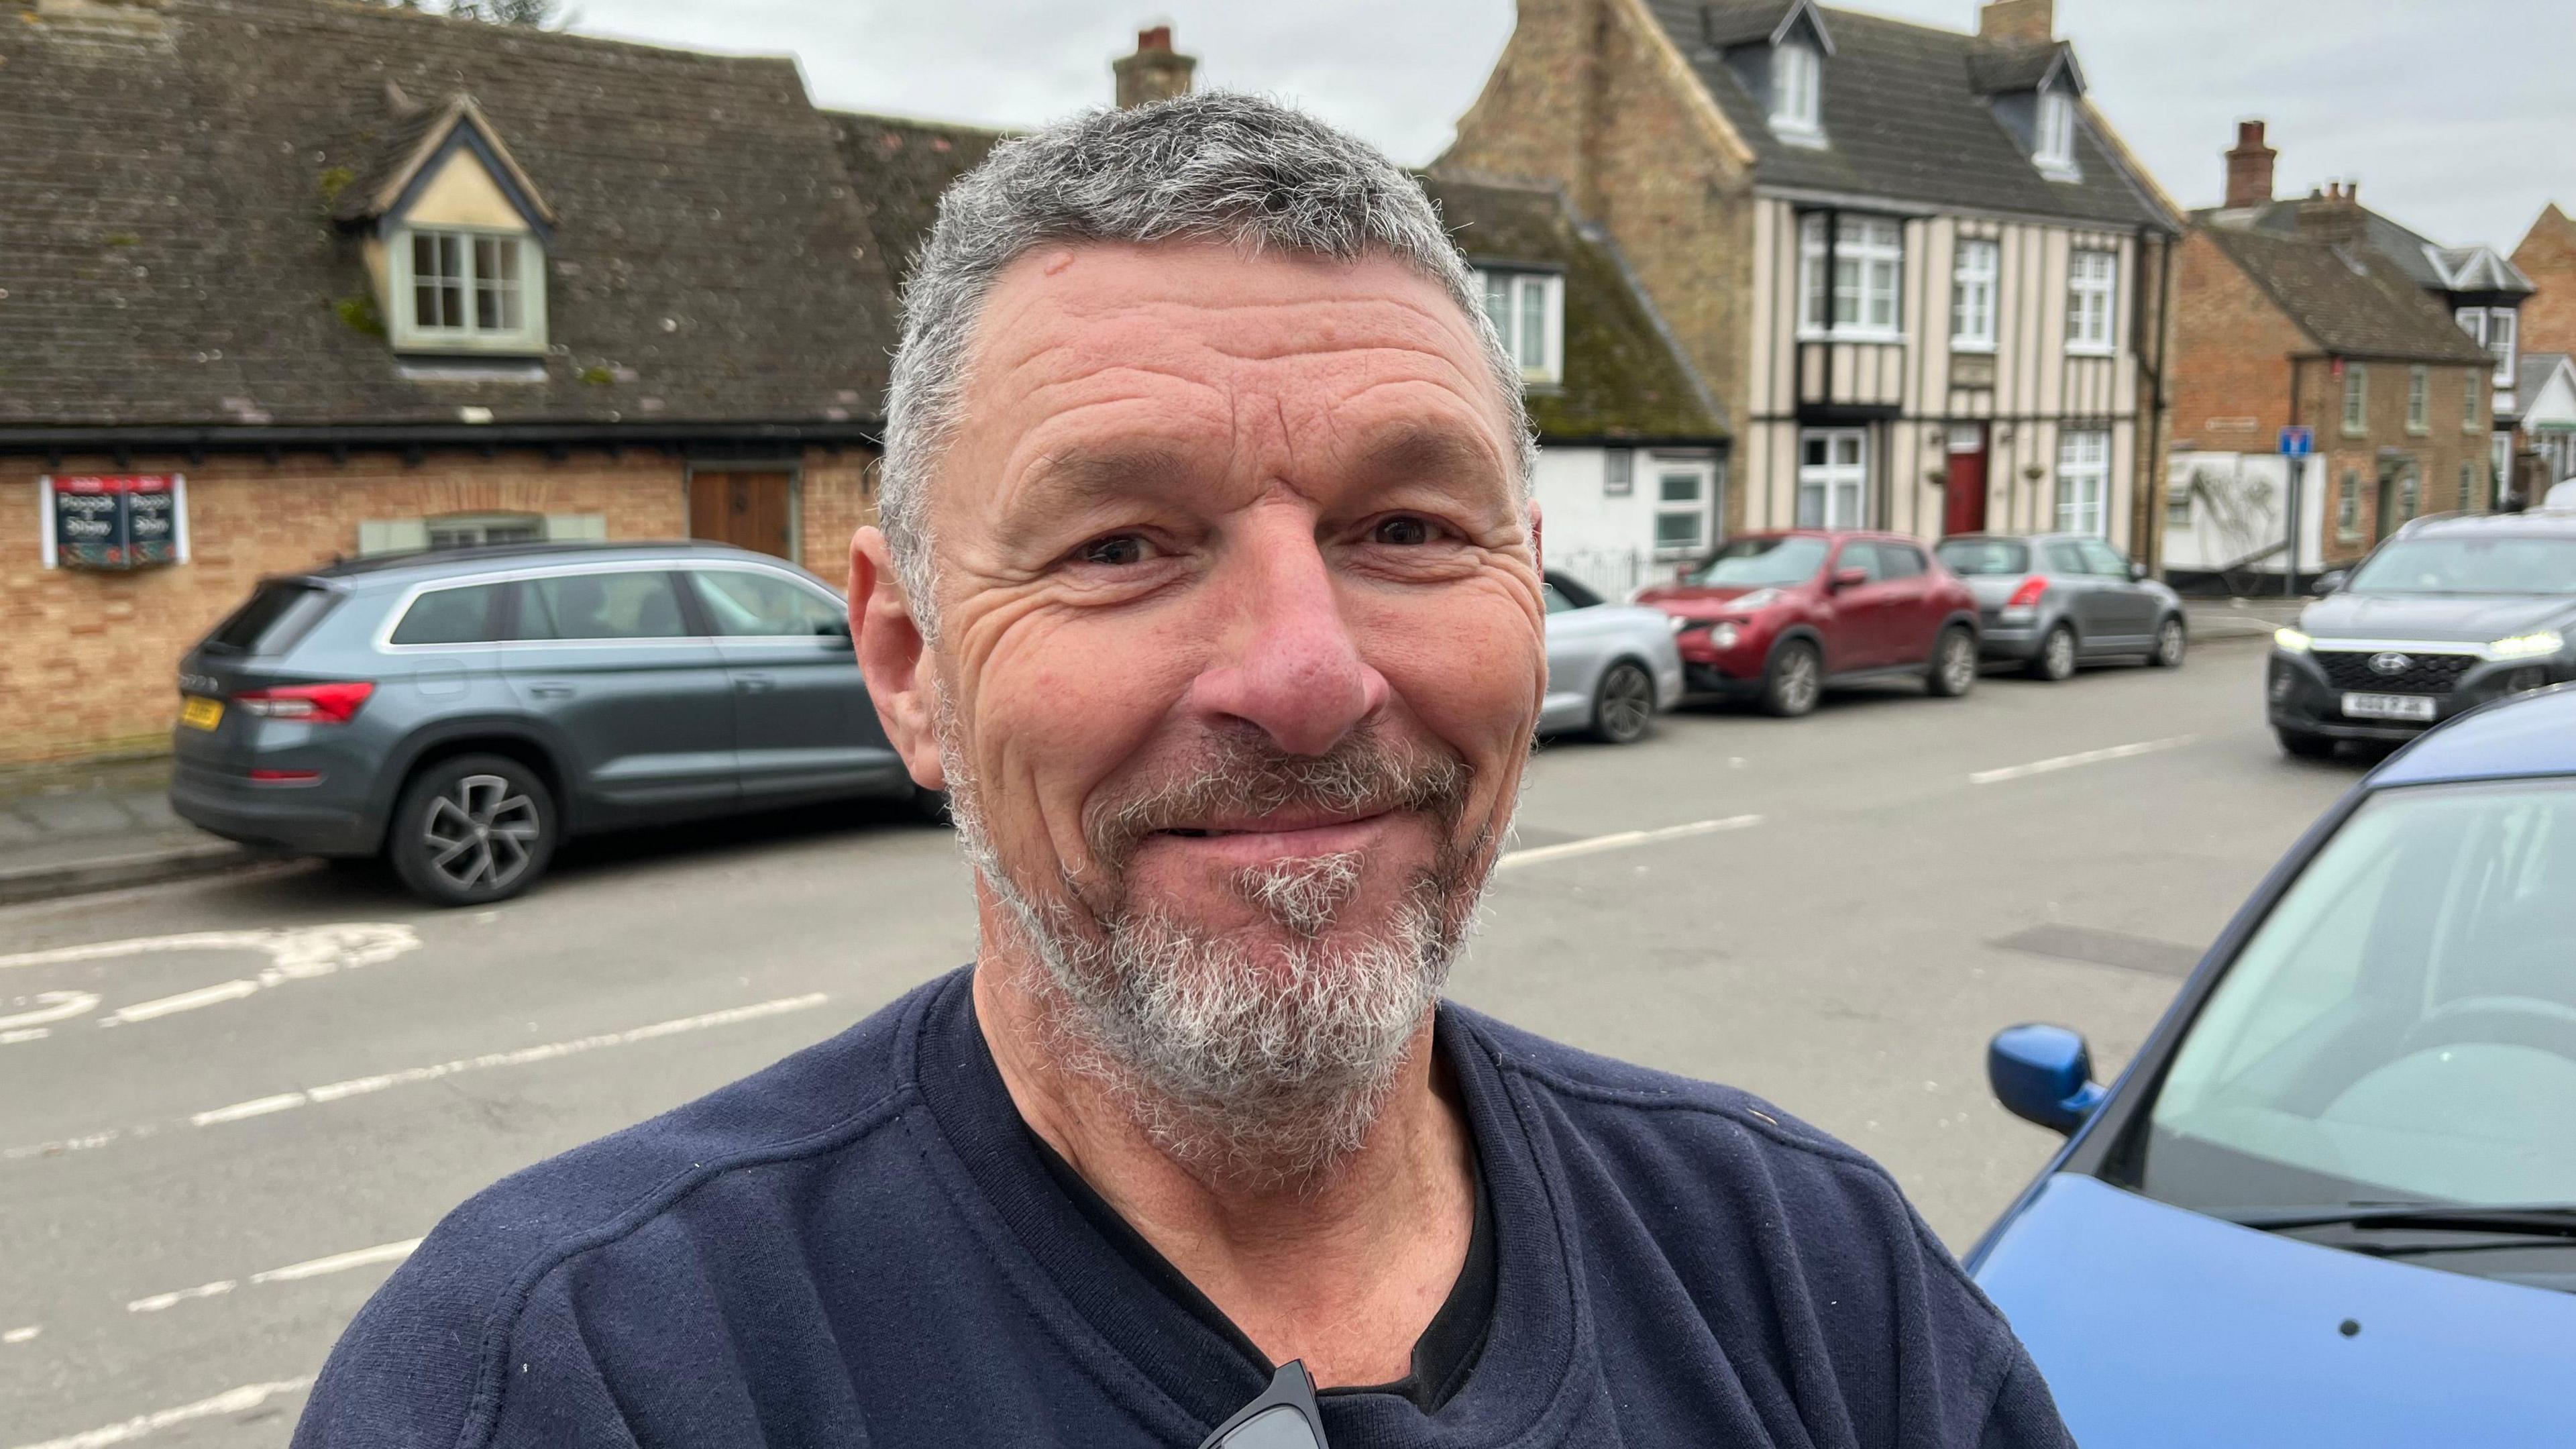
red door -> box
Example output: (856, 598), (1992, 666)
(1943, 425), (1988, 537)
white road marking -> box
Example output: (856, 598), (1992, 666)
(1969, 736), (2198, 786)
(129, 1238), (419, 1315)
(3, 1325), (38, 1344)
(105, 980), (258, 1026)
(5, 993), (835, 1164)
(8, 1377), (314, 1449)
(1497, 815), (1764, 871)
(3, 1028), (54, 1046)
(0, 993), (100, 1034)
(0, 925), (423, 1034)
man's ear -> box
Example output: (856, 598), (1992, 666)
(849, 525), (947, 792)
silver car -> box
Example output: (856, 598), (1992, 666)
(1540, 572), (1685, 743)
(1934, 533), (2188, 681)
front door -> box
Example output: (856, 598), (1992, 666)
(690, 470), (795, 559)
(1943, 424), (1988, 537)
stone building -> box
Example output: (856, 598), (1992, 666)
(1440, 0), (2180, 558)
(0, 0), (899, 763)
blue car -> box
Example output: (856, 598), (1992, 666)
(1970, 686), (2576, 1448)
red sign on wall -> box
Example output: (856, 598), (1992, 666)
(40, 475), (191, 570)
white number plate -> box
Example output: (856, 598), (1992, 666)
(2343, 692), (2437, 722)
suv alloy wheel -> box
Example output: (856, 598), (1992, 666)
(388, 753), (558, 906)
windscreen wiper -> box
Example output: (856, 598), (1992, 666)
(2228, 1203), (2576, 1239)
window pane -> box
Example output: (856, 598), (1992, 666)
(1517, 278), (1546, 370)
(1481, 271), (1509, 344)
(1835, 435), (1862, 466)
(390, 583), (508, 646)
(511, 571), (692, 641)
(1795, 486), (1825, 529)
(1879, 545), (1925, 580)
(690, 570), (845, 637)
(1655, 511), (1704, 551)
(1659, 469), (1703, 503)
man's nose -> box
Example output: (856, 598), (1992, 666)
(1188, 519), (1390, 757)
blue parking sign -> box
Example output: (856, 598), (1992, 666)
(2278, 426), (2314, 458)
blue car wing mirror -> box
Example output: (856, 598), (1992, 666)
(1988, 1023), (2108, 1136)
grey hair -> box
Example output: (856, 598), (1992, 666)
(879, 91), (1538, 638)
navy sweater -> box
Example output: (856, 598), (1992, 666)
(294, 969), (2071, 1448)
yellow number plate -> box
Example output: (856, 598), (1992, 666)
(178, 696), (224, 731)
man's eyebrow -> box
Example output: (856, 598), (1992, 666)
(1348, 422), (1509, 491)
(1009, 445), (1201, 515)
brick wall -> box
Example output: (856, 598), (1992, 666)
(2171, 229), (2305, 453)
(0, 444), (877, 765)
(2511, 204), (2576, 356)
(1441, 0), (1759, 529)
(2302, 361), (2490, 562)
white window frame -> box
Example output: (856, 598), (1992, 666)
(1472, 267), (1564, 386)
(2465, 367), (2482, 433)
(389, 224), (548, 354)
(1951, 238), (1998, 352)
(2336, 468), (2362, 541)
(2488, 307), (2517, 387)
(2033, 89), (2080, 178)
(1770, 42), (1823, 142)
(1603, 448), (1633, 497)
(2406, 366), (2429, 433)
(2342, 364), (2368, 436)
(1799, 214), (1904, 341)
(1652, 458), (1716, 559)
(1796, 428), (1869, 529)
(2065, 248), (2118, 355)
(2055, 429), (2109, 535)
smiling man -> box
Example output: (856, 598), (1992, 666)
(296, 95), (2070, 1449)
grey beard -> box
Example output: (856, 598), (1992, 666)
(935, 696), (1491, 1187)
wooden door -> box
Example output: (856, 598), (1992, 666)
(690, 472), (794, 559)
(1943, 424), (1988, 537)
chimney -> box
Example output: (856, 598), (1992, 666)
(1113, 25), (1196, 109)
(2298, 180), (2367, 249)
(1977, 0), (2053, 44)
(2224, 120), (2277, 210)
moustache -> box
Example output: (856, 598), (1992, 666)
(1082, 727), (1474, 876)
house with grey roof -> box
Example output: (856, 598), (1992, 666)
(2204, 121), (2534, 496)
(1442, 0), (2180, 560)
(0, 0), (900, 763)
(2167, 167), (2496, 586)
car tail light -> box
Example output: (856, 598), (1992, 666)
(236, 682), (374, 723)
(248, 769), (323, 785)
(2007, 577), (2049, 608)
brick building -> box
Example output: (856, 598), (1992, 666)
(0, 0), (904, 764)
(2509, 205), (2576, 484)
(2167, 141), (2493, 586)
(2202, 122), (2533, 506)
(1440, 0), (2180, 558)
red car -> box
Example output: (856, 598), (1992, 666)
(1635, 531), (1982, 717)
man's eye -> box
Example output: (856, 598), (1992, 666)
(1077, 533), (1151, 567)
(1372, 516), (1440, 547)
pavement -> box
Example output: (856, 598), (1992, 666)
(0, 757), (265, 908)
(0, 631), (2363, 1448)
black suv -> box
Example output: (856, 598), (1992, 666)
(2269, 510), (2576, 757)
(171, 541), (933, 905)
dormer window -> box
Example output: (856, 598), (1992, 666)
(1474, 266), (1564, 386)
(2034, 89), (2078, 178)
(335, 95), (557, 358)
(1771, 42), (1822, 141)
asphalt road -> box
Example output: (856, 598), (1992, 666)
(0, 635), (2358, 1448)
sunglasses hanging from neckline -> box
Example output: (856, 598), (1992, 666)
(1196, 1360), (1329, 1449)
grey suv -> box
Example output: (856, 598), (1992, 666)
(170, 541), (928, 905)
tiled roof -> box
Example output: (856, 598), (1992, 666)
(1637, 2), (2170, 230)
(826, 112), (1011, 289)
(2200, 227), (2495, 365)
(1421, 174), (1727, 442)
(2222, 199), (2535, 297)
(0, 0), (898, 431)
(1699, 1), (1807, 50)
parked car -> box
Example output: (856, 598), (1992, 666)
(2269, 510), (2576, 758)
(1634, 531), (1980, 717)
(1538, 572), (1683, 745)
(1934, 533), (2187, 680)
(1969, 685), (2576, 1448)
(170, 541), (930, 906)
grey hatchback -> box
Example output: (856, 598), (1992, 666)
(170, 541), (926, 906)
(1934, 532), (2187, 681)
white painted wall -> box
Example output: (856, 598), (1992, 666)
(1534, 445), (1719, 600)
(2164, 451), (2326, 576)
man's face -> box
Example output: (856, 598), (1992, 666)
(924, 239), (1538, 956)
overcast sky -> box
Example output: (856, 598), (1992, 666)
(568, 0), (2571, 251)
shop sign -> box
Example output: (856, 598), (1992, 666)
(38, 474), (191, 570)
